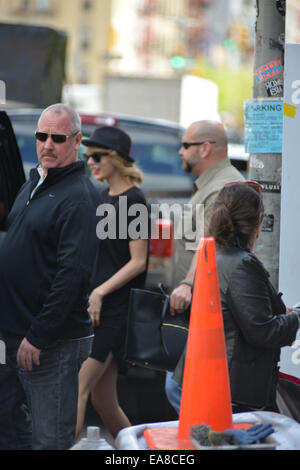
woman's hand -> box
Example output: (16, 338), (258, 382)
(86, 239), (148, 328)
(88, 289), (103, 327)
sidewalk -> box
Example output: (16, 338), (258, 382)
(79, 398), (115, 448)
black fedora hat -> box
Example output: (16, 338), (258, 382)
(82, 126), (134, 162)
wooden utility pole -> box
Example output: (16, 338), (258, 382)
(247, 0), (286, 289)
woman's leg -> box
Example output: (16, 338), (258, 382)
(75, 354), (112, 441)
(91, 357), (131, 438)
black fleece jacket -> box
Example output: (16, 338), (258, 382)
(0, 161), (100, 349)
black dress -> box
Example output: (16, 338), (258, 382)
(89, 186), (149, 369)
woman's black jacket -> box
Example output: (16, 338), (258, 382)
(216, 246), (299, 409)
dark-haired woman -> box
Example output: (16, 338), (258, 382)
(208, 181), (300, 413)
(169, 181), (300, 415)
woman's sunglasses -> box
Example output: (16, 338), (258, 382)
(35, 131), (79, 143)
(83, 152), (109, 162)
(225, 180), (263, 193)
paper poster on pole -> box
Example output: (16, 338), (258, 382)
(244, 98), (283, 154)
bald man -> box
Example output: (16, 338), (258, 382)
(170, 120), (245, 314)
(166, 120), (244, 414)
(0, 104), (100, 449)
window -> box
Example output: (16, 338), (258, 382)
(82, 0), (93, 11)
(79, 26), (91, 50)
(36, 0), (51, 11)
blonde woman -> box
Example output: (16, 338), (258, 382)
(76, 127), (149, 441)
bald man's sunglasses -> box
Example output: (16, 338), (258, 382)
(181, 141), (216, 149)
(35, 131), (79, 143)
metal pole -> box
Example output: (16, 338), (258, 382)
(248, 0), (285, 289)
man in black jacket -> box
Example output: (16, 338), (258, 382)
(0, 103), (100, 450)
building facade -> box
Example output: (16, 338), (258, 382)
(0, 0), (256, 83)
(0, 0), (112, 85)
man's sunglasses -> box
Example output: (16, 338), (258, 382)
(181, 141), (216, 149)
(83, 152), (109, 162)
(225, 180), (263, 193)
(35, 131), (79, 143)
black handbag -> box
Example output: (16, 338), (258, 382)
(124, 284), (189, 372)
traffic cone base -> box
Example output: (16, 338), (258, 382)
(144, 422), (254, 450)
(144, 427), (195, 451)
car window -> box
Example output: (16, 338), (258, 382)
(12, 121), (38, 163)
(130, 143), (183, 175)
(7, 116), (40, 176)
(230, 158), (248, 176)
(121, 124), (184, 176)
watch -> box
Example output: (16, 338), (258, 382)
(179, 280), (193, 288)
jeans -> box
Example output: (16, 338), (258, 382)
(1, 332), (93, 450)
(164, 370), (280, 417)
(165, 371), (182, 415)
(0, 363), (32, 450)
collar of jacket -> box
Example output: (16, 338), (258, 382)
(193, 158), (234, 192)
(216, 242), (271, 279)
(216, 237), (252, 255)
(29, 160), (85, 187)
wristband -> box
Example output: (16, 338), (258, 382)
(179, 280), (193, 288)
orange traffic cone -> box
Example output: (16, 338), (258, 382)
(177, 237), (233, 439)
(144, 237), (234, 450)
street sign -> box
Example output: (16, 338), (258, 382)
(279, 43), (300, 379)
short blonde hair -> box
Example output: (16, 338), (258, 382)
(96, 147), (143, 185)
(39, 103), (81, 133)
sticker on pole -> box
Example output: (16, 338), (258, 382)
(244, 98), (283, 154)
(254, 59), (282, 84)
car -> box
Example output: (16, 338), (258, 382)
(0, 110), (26, 235)
(5, 108), (249, 291)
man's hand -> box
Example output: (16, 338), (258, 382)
(170, 284), (192, 315)
(17, 338), (41, 371)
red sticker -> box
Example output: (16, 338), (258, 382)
(255, 59), (282, 84)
